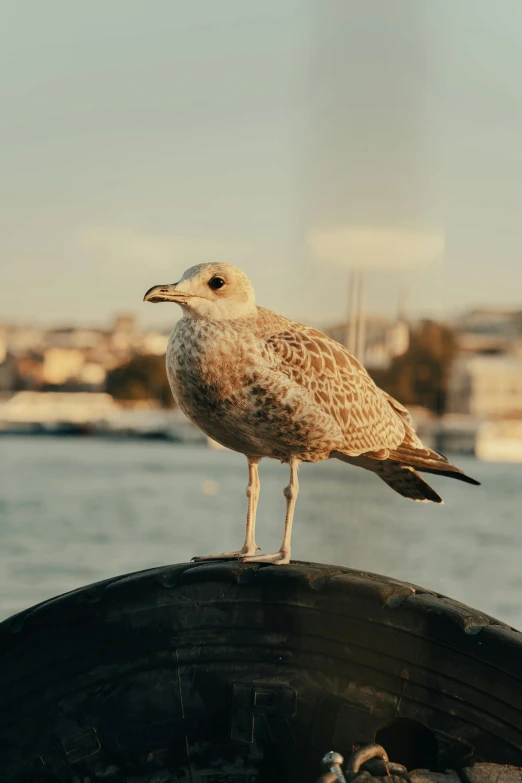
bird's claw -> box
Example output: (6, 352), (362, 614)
(241, 551), (291, 565)
(191, 546), (260, 562)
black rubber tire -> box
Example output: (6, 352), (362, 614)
(1, 561), (522, 783)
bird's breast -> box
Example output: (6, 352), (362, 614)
(166, 319), (261, 426)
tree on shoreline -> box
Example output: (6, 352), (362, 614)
(106, 355), (175, 408)
(370, 320), (457, 415)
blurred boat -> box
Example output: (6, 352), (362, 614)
(0, 391), (207, 443)
(0, 391), (116, 435)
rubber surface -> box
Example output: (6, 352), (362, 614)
(1, 560), (522, 782)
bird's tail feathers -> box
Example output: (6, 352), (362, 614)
(375, 464), (444, 503)
(380, 390), (480, 487)
(333, 451), (444, 503)
(386, 445), (480, 486)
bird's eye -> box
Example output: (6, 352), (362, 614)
(208, 276), (225, 290)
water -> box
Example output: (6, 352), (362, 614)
(1, 436), (521, 628)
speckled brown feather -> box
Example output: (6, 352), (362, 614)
(258, 312), (406, 456)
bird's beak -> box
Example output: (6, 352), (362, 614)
(143, 283), (187, 304)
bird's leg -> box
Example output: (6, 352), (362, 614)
(241, 456), (262, 553)
(243, 457), (299, 565)
(192, 457), (261, 561)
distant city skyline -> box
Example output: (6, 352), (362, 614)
(2, 1), (522, 328)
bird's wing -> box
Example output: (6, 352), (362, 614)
(262, 325), (406, 455)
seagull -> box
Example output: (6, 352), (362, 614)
(144, 263), (479, 565)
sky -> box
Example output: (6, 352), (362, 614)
(1, 1), (522, 329)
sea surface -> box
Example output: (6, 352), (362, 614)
(1, 435), (521, 628)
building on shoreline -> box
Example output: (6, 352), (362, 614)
(447, 354), (522, 418)
(0, 315), (170, 394)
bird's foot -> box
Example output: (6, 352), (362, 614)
(192, 544), (260, 562)
(241, 550), (291, 566)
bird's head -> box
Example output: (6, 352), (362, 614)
(143, 263), (256, 321)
